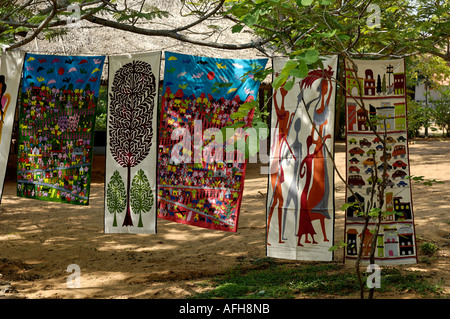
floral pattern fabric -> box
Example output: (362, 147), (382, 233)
(157, 52), (267, 232)
(16, 54), (105, 205)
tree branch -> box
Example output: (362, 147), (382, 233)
(1, 0), (111, 48)
(1, 0), (34, 21)
(84, 14), (272, 50)
(8, 0), (58, 50)
(174, 0), (225, 32)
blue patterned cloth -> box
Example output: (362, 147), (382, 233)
(158, 52), (268, 231)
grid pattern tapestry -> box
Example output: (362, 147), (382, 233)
(16, 53), (105, 205)
(344, 58), (417, 265)
(104, 52), (161, 234)
(157, 51), (268, 232)
(266, 56), (338, 261)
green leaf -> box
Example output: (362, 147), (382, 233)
(273, 73), (289, 90)
(27, 15), (47, 24)
(231, 24), (244, 33)
(288, 60), (308, 79)
(243, 12), (259, 27)
(2, 26), (30, 35)
(320, 0), (333, 5)
(386, 5), (400, 13)
(253, 121), (268, 131)
(304, 49), (319, 64)
(221, 120), (246, 137)
(230, 111), (247, 119)
(321, 29), (337, 38)
(328, 240), (347, 251)
(328, 245), (339, 251)
(341, 202), (357, 211)
(337, 34), (351, 41)
(281, 60), (299, 73)
(301, 0), (314, 6)
(368, 207), (381, 217)
(393, 210), (403, 216)
(283, 79), (295, 91)
(238, 100), (258, 112)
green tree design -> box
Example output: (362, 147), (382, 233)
(224, 202), (236, 219)
(130, 169), (154, 228)
(106, 170), (126, 227)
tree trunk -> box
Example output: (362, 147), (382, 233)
(368, 213), (382, 299)
(122, 165), (133, 226)
(138, 212), (143, 228)
(113, 211), (117, 227)
(356, 216), (370, 299)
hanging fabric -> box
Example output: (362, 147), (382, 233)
(266, 56), (338, 261)
(0, 50), (25, 204)
(104, 52), (161, 234)
(344, 58), (417, 265)
(157, 51), (268, 232)
(16, 53), (105, 205)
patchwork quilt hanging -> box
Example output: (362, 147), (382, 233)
(266, 56), (338, 261)
(16, 53), (105, 205)
(0, 51), (25, 204)
(344, 58), (417, 265)
(104, 52), (161, 234)
(157, 51), (268, 232)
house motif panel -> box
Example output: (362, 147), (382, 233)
(344, 58), (417, 265)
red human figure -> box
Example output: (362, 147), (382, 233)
(267, 85), (296, 245)
(301, 66), (334, 243)
(297, 134), (330, 246)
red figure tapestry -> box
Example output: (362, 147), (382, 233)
(157, 52), (268, 232)
(344, 58), (417, 265)
(266, 56), (338, 261)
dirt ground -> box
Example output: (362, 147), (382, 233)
(0, 139), (449, 299)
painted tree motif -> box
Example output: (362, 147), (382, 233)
(130, 169), (154, 228)
(109, 60), (157, 226)
(106, 170), (127, 227)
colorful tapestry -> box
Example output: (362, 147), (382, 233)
(266, 56), (338, 261)
(344, 58), (417, 265)
(104, 52), (161, 234)
(157, 51), (268, 232)
(16, 53), (105, 205)
(0, 51), (25, 203)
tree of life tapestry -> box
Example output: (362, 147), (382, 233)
(266, 56), (338, 261)
(157, 51), (268, 232)
(104, 52), (160, 234)
(344, 58), (417, 265)
(16, 53), (105, 205)
(0, 51), (25, 204)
